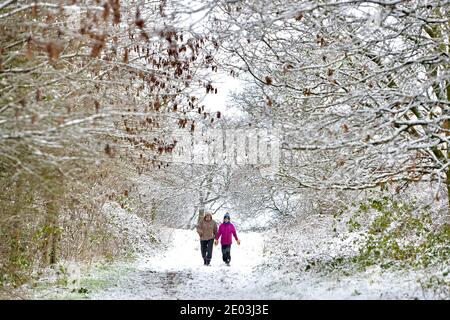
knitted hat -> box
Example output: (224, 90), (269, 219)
(224, 213), (230, 220)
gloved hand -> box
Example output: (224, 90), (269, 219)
(214, 240), (218, 246)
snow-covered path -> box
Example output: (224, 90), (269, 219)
(84, 228), (431, 300)
(90, 229), (267, 300)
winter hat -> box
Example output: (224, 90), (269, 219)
(224, 213), (230, 220)
(204, 212), (212, 220)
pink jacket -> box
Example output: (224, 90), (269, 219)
(215, 222), (238, 245)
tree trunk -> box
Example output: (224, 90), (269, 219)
(446, 78), (450, 214)
(43, 198), (59, 266)
(446, 168), (450, 214)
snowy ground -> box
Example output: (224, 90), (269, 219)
(90, 229), (267, 299)
(3, 198), (447, 300)
(87, 228), (441, 300)
(23, 201), (446, 299)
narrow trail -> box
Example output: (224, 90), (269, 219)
(90, 229), (267, 300)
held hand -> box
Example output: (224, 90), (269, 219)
(214, 240), (218, 246)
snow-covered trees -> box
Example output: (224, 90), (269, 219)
(1, 0), (449, 292)
(207, 0), (449, 211)
(0, 0), (218, 284)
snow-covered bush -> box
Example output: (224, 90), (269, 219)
(349, 197), (450, 270)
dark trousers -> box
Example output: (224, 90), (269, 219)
(200, 239), (214, 265)
(221, 244), (231, 263)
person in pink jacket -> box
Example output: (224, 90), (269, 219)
(214, 213), (240, 266)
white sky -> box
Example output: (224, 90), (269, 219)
(199, 72), (244, 114)
(172, 0), (246, 115)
